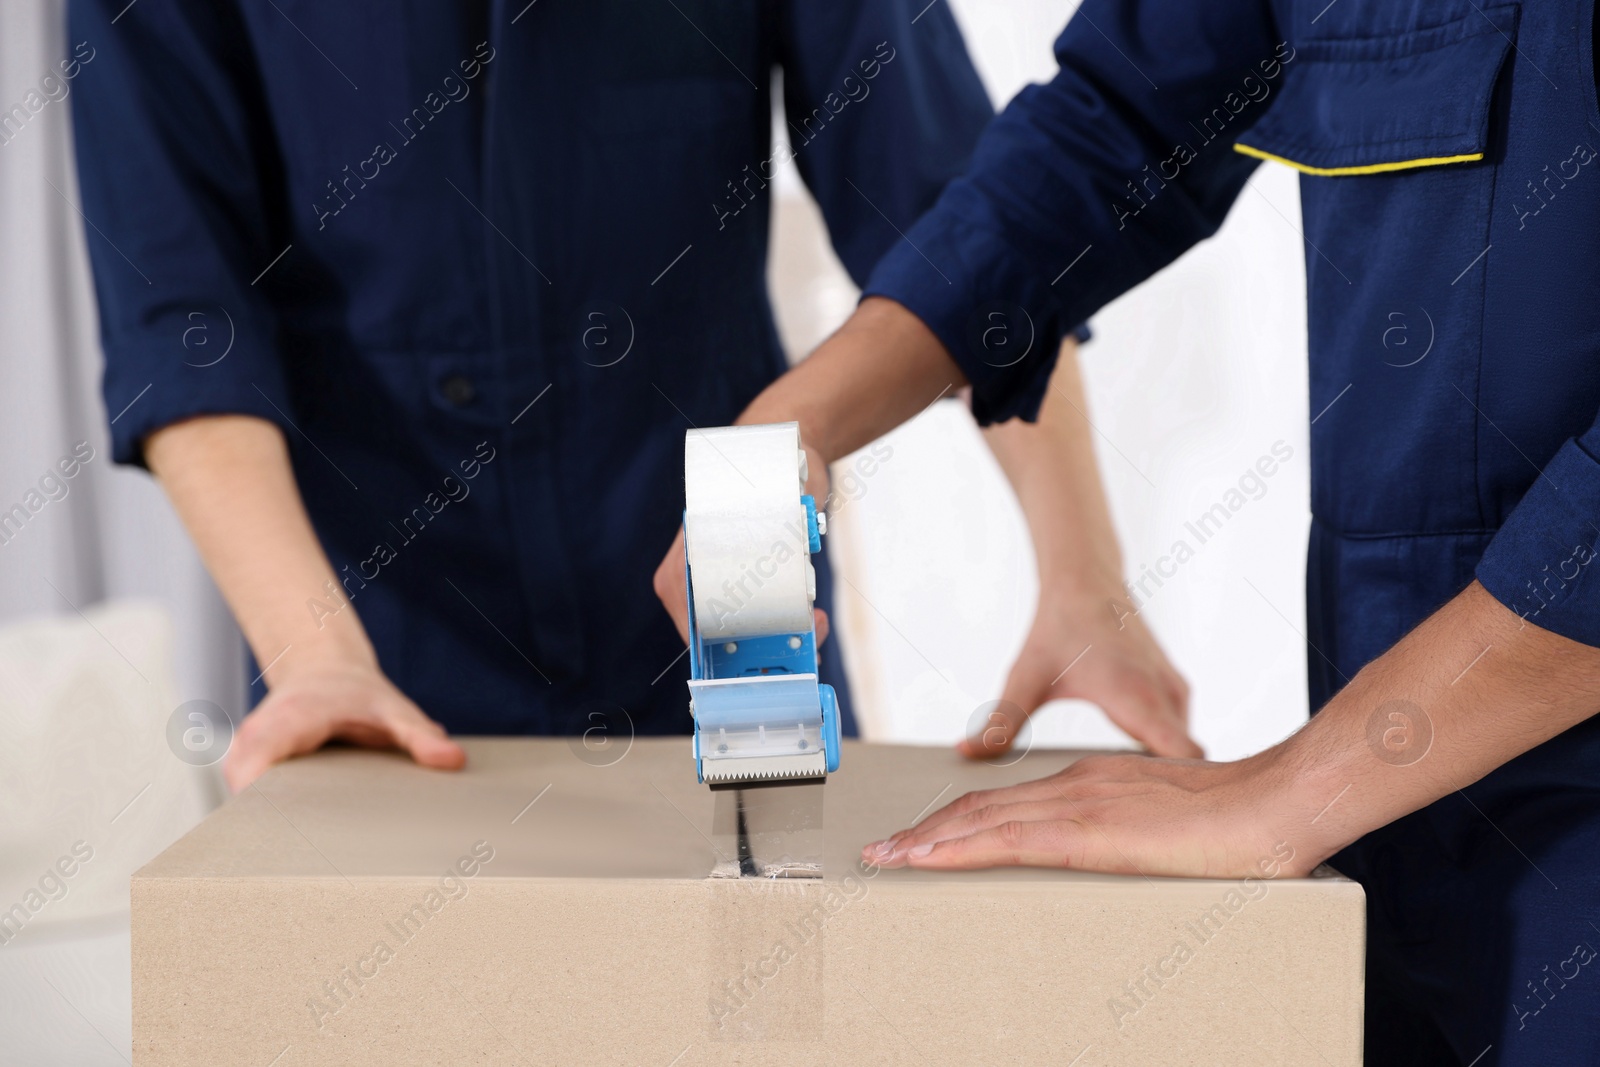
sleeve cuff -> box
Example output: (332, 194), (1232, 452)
(863, 212), (1070, 426)
(1476, 437), (1600, 647)
(103, 338), (294, 468)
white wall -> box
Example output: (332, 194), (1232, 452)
(767, 0), (1313, 761)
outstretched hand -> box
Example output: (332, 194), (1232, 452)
(225, 655), (466, 792)
(863, 750), (1310, 879)
(966, 593), (1199, 760)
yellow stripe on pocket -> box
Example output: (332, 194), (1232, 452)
(1233, 142), (1483, 176)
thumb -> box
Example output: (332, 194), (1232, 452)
(959, 654), (1055, 759)
(224, 702), (333, 794)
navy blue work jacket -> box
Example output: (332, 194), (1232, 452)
(871, 13), (1600, 1053)
(71, 0), (993, 735)
(868, 0), (1600, 698)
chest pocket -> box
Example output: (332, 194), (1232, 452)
(1235, 5), (1518, 175)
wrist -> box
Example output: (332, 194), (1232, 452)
(248, 602), (377, 690)
(1245, 710), (1381, 870)
(1229, 743), (1346, 875)
(1037, 559), (1127, 605)
(738, 297), (960, 467)
(738, 396), (841, 469)
(1029, 562), (1139, 638)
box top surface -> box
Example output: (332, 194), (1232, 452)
(138, 739), (1353, 893)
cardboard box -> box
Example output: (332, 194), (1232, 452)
(133, 739), (1364, 1065)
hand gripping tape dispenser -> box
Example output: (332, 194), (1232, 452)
(682, 422), (841, 785)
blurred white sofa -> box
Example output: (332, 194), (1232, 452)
(0, 601), (219, 1064)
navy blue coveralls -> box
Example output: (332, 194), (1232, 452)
(71, 0), (996, 739)
(868, 1), (1600, 1063)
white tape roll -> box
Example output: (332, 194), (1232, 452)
(685, 423), (814, 641)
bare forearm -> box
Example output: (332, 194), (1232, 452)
(980, 338), (1124, 597)
(1268, 580), (1600, 862)
(145, 415), (373, 677)
(739, 297), (964, 463)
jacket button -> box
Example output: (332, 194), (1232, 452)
(441, 375), (476, 407)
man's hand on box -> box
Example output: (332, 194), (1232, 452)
(872, 581), (1600, 879)
(224, 656), (466, 792)
(968, 590), (1200, 761)
(863, 750), (1309, 878)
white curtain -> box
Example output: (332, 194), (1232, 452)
(0, 0), (244, 720)
(1, 7), (237, 1061)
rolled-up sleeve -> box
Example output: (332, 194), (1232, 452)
(71, 0), (293, 466)
(1476, 427), (1600, 647)
(864, 0), (1279, 424)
